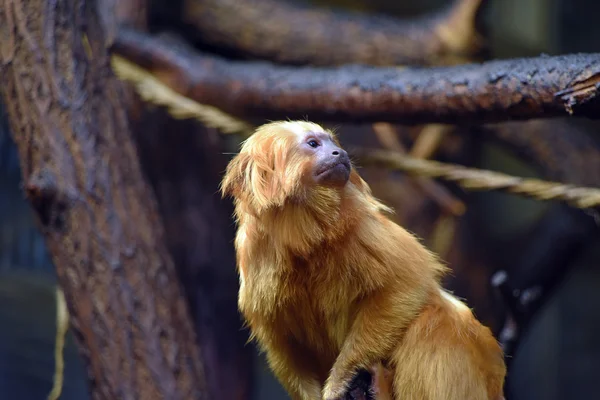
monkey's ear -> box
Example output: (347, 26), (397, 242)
(221, 149), (283, 211)
(220, 152), (249, 199)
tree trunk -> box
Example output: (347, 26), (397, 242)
(133, 110), (253, 400)
(0, 0), (208, 399)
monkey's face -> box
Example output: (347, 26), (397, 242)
(298, 131), (351, 188)
(221, 121), (354, 214)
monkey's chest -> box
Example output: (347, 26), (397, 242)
(290, 304), (348, 342)
(279, 288), (356, 359)
(276, 299), (351, 381)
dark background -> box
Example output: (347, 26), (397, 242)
(1, 0), (600, 399)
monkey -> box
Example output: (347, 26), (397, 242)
(366, 363), (393, 400)
(220, 121), (506, 400)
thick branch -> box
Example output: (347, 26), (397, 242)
(181, 0), (486, 66)
(113, 30), (600, 124)
(109, 52), (600, 195)
(0, 0), (207, 399)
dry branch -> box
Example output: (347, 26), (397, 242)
(181, 0), (486, 66)
(0, 0), (207, 398)
(113, 29), (600, 124)
(372, 123), (466, 215)
(353, 148), (600, 210)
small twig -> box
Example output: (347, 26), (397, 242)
(409, 125), (460, 257)
(409, 124), (451, 159)
(372, 123), (466, 216)
(352, 148), (600, 210)
(48, 287), (69, 400)
(372, 123), (409, 152)
(429, 213), (457, 257)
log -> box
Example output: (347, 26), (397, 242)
(180, 0), (486, 66)
(113, 29), (600, 125)
(133, 112), (253, 400)
(101, 0), (254, 396)
(0, 0), (207, 398)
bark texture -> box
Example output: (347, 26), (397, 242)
(101, 0), (254, 396)
(99, 0), (148, 45)
(0, 0), (207, 399)
(181, 0), (486, 66)
(114, 30), (600, 124)
(133, 111), (253, 400)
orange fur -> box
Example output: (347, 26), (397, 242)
(221, 121), (506, 400)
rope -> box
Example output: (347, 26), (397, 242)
(351, 148), (600, 210)
(110, 56), (254, 137)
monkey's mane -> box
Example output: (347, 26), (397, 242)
(221, 121), (394, 257)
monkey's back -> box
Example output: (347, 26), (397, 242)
(390, 290), (506, 400)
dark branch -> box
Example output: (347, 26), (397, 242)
(180, 0), (487, 66)
(113, 29), (600, 125)
(483, 119), (600, 186)
(99, 0), (148, 45)
(0, 0), (207, 398)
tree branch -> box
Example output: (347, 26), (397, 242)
(113, 29), (600, 124)
(0, 0), (207, 398)
(181, 0), (487, 66)
(109, 52), (600, 198)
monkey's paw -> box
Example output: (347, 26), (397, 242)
(322, 374), (352, 400)
(322, 388), (346, 400)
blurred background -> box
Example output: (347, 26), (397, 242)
(1, 0), (600, 399)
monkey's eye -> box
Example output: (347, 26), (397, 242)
(307, 139), (320, 148)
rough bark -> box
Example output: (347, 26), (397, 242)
(133, 110), (253, 400)
(113, 29), (600, 125)
(0, 0), (207, 399)
(96, 3), (253, 396)
(181, 0), (486, 66)
(99, 0), (148, 45)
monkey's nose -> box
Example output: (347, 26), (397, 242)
(332, 149), (348, 157)
(335, 149), (351, 167)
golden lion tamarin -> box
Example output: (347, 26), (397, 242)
(221, 121), (506, 400)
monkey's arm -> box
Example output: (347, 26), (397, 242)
(323, 287), (424, 400)
(256, 329), (323, 400)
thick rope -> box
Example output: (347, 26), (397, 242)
(111, 55), (254, 137)
(352, 148), (600, 210)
